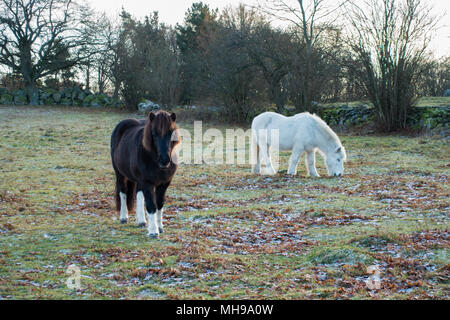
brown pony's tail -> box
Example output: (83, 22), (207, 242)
(126, 180), (136, 212)
(114, 178), (136, 213)
(114, 177), (123, 212)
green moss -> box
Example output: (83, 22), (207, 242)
(415, 96), (450, 107)
(82, 94), (95, 106)
(353, 235), (397, 248)
(45, 98), (55, 105)
(60, 97), (72, 106)
(14, 95), (27, 105)
(52, 92), (62, 103)
(305, 246), (374, 265)
(0, 93), (13, 104)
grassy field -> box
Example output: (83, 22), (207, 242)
(0, 105), (448, 299)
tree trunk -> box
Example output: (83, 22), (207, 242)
(25, 83), (39, 105)
(273, 83), (284, 113)
(85, 64), (90, 91)
(113, 79), (121, 100)
(295, 93), (306, 113)
(19, 42), (39, 105)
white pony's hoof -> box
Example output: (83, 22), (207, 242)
(148, 233), (159, 239)
(251, 167), (261, 174)
(158, 227), (164, 234)
(262, 169), (276, 175)
(138, 222), (146, 228)
(120, 218), (128, 224)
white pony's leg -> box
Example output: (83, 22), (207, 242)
(254, 128), (275, 175)
(119, 192), (128, 223)
(253, 155), (261, 174)
(156, 208), (164, 233)
(261, 145), (276, 175)
(306, 151), (320, 177)
(287, 146), (304, 175)
(266, 146), (277, 174)
(136, 191), (147, 227)
(252, 144), (261, 174)
(251, 132), (261, 174)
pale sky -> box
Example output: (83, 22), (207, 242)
(87, 0), (449, 58)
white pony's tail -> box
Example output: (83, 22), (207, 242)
(251, 126), (260, 174)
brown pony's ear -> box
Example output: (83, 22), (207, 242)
(170, 112), (176, 122)
(148, 112), (155, 121)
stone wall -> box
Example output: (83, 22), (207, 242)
(0, 87), (122, 107)
(316, 104), (449, 131)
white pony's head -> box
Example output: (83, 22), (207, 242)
(325, 146), (346, 177)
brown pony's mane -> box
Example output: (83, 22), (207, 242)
(142, 110), (179, 151)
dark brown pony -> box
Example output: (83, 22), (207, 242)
(110, 110), (180, 238)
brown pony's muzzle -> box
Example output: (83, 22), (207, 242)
(158, 153), (171, 168)
(159, 161), (170, 169)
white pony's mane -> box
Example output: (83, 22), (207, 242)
(298, 112), (346, 160)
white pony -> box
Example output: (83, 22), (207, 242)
(251, 112), (346, 176)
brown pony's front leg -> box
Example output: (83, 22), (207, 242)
(155, 182), (171, 234)
(135, 190), (147, 227)
(141, 185), (159, 238)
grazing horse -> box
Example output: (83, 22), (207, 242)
(251, 112), (346, 176)
(110, 111), (180, 238)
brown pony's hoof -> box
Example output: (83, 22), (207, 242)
(148, 233), (159, 239)
(158, 227), (164, 234)
(138, 222), (146, 228)
(120, 219), (128, 224)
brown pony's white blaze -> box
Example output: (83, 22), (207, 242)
(110, 110), (180, 238)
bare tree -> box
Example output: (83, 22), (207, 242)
(115, 10), (181, 109)
(255, 0), (350, 111)
(248, 24), (293, 112)
(345, 0), (440, 131)
(76, 9), (116, 93)
(415, 56), (450, 97)
(176, 2), (219, 104)
(92, 13), (122, 100)
(0, 0), (95, 104)
(207, 5), (268, 122)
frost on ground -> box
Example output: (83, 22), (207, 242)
(0, 106), (448, 299)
